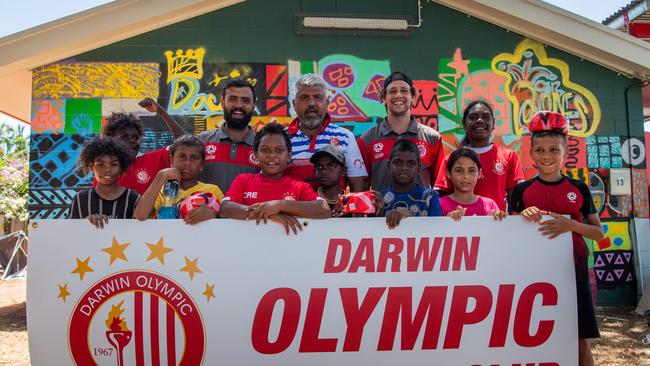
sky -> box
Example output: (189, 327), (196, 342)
(0, 0), (638, 133)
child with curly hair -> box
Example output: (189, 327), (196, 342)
(68, 138), (141, 228)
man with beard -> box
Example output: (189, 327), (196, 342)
(198, 78), (260, 192)
(357, 71), (445, 192)
(286, 74), (367, 192)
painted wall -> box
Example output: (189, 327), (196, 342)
(28, 0), (648, 304)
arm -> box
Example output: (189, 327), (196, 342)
(219, 200), (250, 220)
(246, 199), (331, 222)
(139, 97), (186, 139)
(539, 212), (604, 240)
(349, 177), (366, 192)
(134, 168), (180, 220)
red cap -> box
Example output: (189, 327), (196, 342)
(529, 111), (569, 134)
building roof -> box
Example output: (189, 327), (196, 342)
(0, 0), (649, 81)
(0, 0), (243, 79)
(603, 0), (645, 25)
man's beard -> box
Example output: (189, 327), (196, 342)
(224, 108), (253, 130)
(299, 112), (324, 129)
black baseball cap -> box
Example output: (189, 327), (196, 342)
(383, 71), (413, 92)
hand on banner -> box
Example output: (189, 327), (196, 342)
(246, 201), (282, 224)
(539, 212), (574, 239)
(370, 190), (385, 216)
(183, 203), (218, 225)
(87, 214), (109, 229)
(491, 209), (507, 221)
(447, 206), (467, 221)
(269, 213), (303, 235)
(520, 206), (548, 223)
(386, 208), (411, 229)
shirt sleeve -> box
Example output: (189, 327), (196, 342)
(223, 175), (246, 204)
(298, 182), (320, 201)
(506, 149), (525, 189)
(356, 136), (372, 183)
(483, 196), (500, 214)
(426, 189), (443, 217)
(209, 185), (224, 203)
(508, 184), (525, 214)
(433, 153), (451, 192)
(577, 181), (597, 217)
(343, 129), (368, 177)
(429, 139), (445, 187)
(68, 192), (82, 219)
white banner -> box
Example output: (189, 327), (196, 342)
(28, 217), (577, 366)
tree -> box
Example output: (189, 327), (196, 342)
(0, 124), (29, 228)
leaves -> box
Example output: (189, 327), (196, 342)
(0, 124), (28, 221)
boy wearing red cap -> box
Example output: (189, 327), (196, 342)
(509, 111), (603, 366)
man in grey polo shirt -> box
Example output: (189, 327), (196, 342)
(198, 78), (260, 192)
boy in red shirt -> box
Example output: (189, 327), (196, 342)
(509, 111), (603, 366)
(220, 123), (330, 234)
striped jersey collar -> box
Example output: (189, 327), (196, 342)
(287, 113), (332, 135)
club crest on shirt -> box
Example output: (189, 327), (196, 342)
(373, 142), (385, 159)
(415, 142), (428, 158)
(567, 192), (577, 203)
(492, 160), (506, 176)
(249, 152), (260, 166)
(136, 169), (151, 184)
(205, 144), (217, 155)
(283, 193), (296, 200)
(329, 137), (340, 146)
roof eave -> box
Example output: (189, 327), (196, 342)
(434, 0), (650, 81)
(0, 0), (245, 78)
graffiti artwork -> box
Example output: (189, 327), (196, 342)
(492, 39), (601, 137)
(32, 63), (159, 99)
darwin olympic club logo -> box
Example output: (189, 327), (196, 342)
(59, 236), (214, 365)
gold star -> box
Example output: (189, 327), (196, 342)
(145, 237), (173, 265)
(57, 283), (71, 302)
(202, 283), (215, 302)
(71, 257), (94, 281)
(102, 236), (130, 265)
(180, 256), (203, 281)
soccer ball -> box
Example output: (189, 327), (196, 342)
(178, 191), (220, 218)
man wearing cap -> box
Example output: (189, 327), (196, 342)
(198, 78), (260, 192)
(286, 73), (367, 192)
(357, 71), (444, 191)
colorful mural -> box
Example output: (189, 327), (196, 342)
(491, 39), (601, 137)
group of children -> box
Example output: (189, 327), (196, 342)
(69, 98), (602, 365)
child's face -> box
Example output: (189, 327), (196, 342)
(114, 126), (142, 159)
(463, 103), (494, 142)
(171, 145), (203, 181)
(530, 135), (566, 177)
(447, 156), (480, 194)
(314, 155), (345, 189)
(256, 134), (290, 178)
(389, 151), (420, 187)
(91, 155), (122, 186)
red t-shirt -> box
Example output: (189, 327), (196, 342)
(439, 195), (500, 216)
(223, 173), (319, 205)
(93, 147), (170, 195)
(435, 144), (524, 211)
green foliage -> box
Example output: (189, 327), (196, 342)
(0, 124), (29, 222)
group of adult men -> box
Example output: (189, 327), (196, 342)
(123, 71), (445, 195)
(186, 71), (444, 193)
